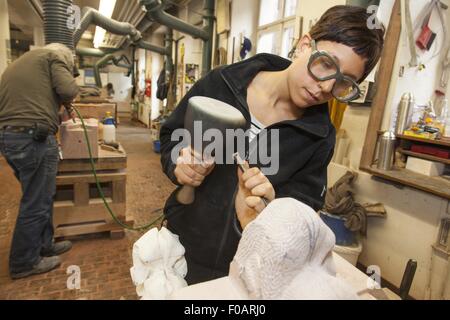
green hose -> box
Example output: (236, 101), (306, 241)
(72, 106), (164, 231)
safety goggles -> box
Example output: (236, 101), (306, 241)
(307, 39), (361, 102)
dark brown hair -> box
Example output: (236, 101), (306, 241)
(309, 5), (385, 82)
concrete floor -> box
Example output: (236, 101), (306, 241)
(0, 118), (175, 299)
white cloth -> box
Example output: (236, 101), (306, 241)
(232, 198), (359, 299)
(130, 227), (188, 300)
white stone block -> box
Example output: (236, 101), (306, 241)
(405, 157), (445, 176)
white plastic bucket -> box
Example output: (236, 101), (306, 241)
(333, 240), (363, 266)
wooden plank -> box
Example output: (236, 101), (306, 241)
(399, 149), (450, 165)
(110, 229), (125, 240)
(73, 182), (89, 206)
(58, 144), (127, 172)
(58, 161), (126, 172)
(54, 199), (125, 225)
(367, 166), (450, 199)
(360, 0), (402, 169)
(54, 219), (131, 238)
(56, 171), (126, 185)
(54, 206), (112, 226)
(73, 103), (116, 122)
(397, 134), (450, 148)
(112, 179), (126, 203)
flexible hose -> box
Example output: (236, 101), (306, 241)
(43, 0), (74, 50)
(72, 106), (164, 231)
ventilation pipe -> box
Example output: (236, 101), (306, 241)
(140, 0), (215, 77)
(74, 7), (169, 61)
(165, 29), (173, 75)
(136, 39), (169, 56)
(73, 7), (142, 46)
(76, 47), (122, 57)
(94, 54), (132, 87)
(43, 0), (74, 50)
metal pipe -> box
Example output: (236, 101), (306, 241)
(76, 47), (121, 57)
(73, 7), (142, 46)
(131, 46), (136, 99)
(140, 0), (209, 40)
(73, 6), (168, 57)
(109, 0), (139, 47)
(136, 39), (169, 56)
(140, 0), (215, 76)
(165, 29), (174, 75)
(201, 0), (214, 77)
(94, 53), (132, 87)
(136, 16), (154, 33)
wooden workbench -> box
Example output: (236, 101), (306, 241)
(53, 144), (129, 239)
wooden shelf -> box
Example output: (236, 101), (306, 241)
(396, 134), (450, 148)
(366, 166), (450, 200)
(398, 148), (450, 165)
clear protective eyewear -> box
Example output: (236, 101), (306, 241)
(307, 39), (361, 103)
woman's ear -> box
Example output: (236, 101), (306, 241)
(296, 34), (313, 53)
(291, 34), (312, 59)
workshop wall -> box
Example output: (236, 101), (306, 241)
(175, 0), (204, 71)
(227, 0), (259, 64)
(330, 0), (450, 299)
(108, 72), (132, 103)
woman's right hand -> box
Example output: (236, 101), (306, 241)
(174, 146), (215, 187)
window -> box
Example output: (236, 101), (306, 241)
(281, 24), (295, 58)
(284, 0), (297, 17)
(257, 31), (277, 55)
(257, 0), (299, 58)
(259, 0), (281, 25)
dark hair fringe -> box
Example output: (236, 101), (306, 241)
(309, 5), (385, 82)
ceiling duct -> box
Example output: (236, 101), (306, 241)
(43, 0), (74, 50)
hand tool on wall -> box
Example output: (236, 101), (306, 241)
(176, 96), (247, 205)
(416, 9), (436, 51)
(436, 45), (450, 96)
(403, 0), (418, 67)
(413, 0), (447, 53)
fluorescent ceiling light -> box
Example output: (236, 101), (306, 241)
(93, 0), (117, 48)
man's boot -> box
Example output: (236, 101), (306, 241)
(41, 240), (73, 257)
(10, 256), (61, 279)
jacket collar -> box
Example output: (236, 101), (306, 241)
(220, 53), (332, 138)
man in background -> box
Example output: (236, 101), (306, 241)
(0, 43), (79, 279)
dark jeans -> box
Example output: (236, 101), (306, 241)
(0, 130), (59, 274)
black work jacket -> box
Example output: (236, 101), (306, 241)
(160, 53), (336, 282)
